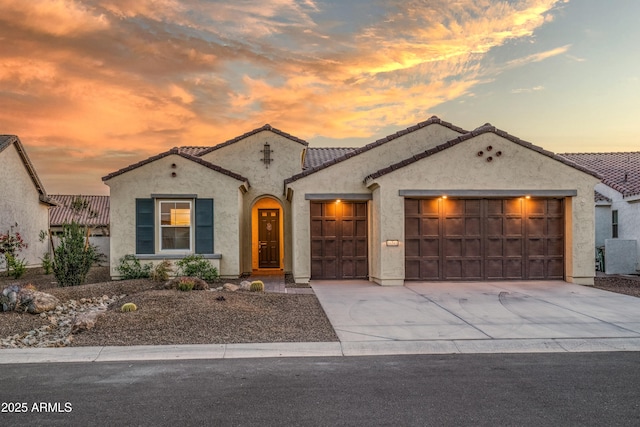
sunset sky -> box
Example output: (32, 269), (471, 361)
(1, 0), (638, 195)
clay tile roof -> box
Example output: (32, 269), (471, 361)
(364, 124), (602, 183)
(49, 195), (110, 227)
(102, 148), (250, 185)
(303, 148), (357, 169)
(193, 124), (308, 157)
(285, 116), (467, 184)
(558, 152), (640, 198)
(0, 135), (56, 206)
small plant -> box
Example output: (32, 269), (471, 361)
(150, 259), (173, 282)
(121, 302), (137, 312)
(176, 277), (195, 292)
(5, 253), (27, 279)
(116, 254), (152, 279)
(41, 252), (53, 274)
(250, 280), (265, 292)
(176, 255), (219, 281)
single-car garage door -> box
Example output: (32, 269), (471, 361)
(311, 201), (368, 279)
(405, 198), (564, 280)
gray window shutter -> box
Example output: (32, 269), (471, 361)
(195, 198), (214, 254)
(136, 199), (155, 254)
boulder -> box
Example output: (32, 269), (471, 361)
(71, 310), (102, 333)
(22, 290), (60, 314)
(239, 280), (251, 290)
(222, 283), (239, 292)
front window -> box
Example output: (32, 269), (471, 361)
(612, 210), (618, 238)
(160, 201), (192, 250)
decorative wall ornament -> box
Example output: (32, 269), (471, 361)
(476, 146), (503, 163)
(261, 143), (274, 168)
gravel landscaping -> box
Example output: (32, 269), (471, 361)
(0, 267), (338, 348)
(1, 267), (639, 348)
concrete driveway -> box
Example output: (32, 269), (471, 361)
(311, 280), (640, 354)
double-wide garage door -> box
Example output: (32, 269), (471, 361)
(310, 201), (368, 279)
(405, 198), (564, 280)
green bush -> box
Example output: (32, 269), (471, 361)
(41, 252), (53, 275)
(5, 253), (27, 279)
(176, 255), (219, 281)
(53, 222), (101, 287)
(176, 277), (195, 292)
(150, 259), (173, 282)
(116, 254), (152, 279)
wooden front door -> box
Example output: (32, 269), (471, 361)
(258, 209), (280, 268)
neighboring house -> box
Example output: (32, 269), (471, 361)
(103, 117), (600, 285)
(0, 135), (56, 270)
(559, 152), (640, 275)
(49, 195), (110, 262)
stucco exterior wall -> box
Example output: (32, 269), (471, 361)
(287, 123), (463, 283)
(594, 182), (640, 272)
(201, 131), (305, 274)
(0, 144), (49, 269)
(367, 132), (599, 285)
(105, 154), (244, 278)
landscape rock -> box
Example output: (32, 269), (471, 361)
(239, 280), (251, 290)
(22, 290), (60, 314)
(71, 309), (104, 333)
(223, 283), (239, 292)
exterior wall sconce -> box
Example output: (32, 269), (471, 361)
(386, 240), (400, 247)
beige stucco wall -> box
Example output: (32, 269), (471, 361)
(200, 131), (305, 274)
(367, 132), (600, 285)
(0, 144), (50, 269)
(104, 154), (245, 278)
(286, 123), (464, 283)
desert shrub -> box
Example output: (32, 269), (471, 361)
(176, 277), (195, 291)
(176, 255), (219, 281)
(250, 280), (265, 292)
(150, 259), (173, 282)
(41, 252), (53, 275)
(116, 254), (152, 279)
(121, 302), (138, 312)
(53, 221), (101, 287)
(5, 253), (27, 279)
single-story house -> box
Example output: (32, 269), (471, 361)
(103, 117), (600, 285)
(49, 195), (111, 261)
(559, 152), (640, 274)
(0, 135), (56, 270)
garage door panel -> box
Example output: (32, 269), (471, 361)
(311, 201), (368, 280)
(405, 198), (564, 281)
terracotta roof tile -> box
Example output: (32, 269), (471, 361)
(50, 195), (110, 227)
(285, 116), (467, 184)
(193, 124), (308, 157)
(364, 124), (602, 183)
(594, 190), (611, 203)
(303, 148), (356, 169)
(558, 152), (640, 198)
(102, 148), (250, 185)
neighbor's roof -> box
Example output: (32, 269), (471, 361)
(102, 147), (250, 184)
(364, 124), (602, 183)
(0, 135), (56, 206)
(558, 152), (640, 198)
(594, 190), (612, 204)
(303, 148), (357, 169)
(285, 116), (467, 184)
(50, 195), (110, 227)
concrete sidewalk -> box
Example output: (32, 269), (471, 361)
(1, 280), (640, 363)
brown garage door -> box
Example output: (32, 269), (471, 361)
(311, 201), (368, 279)
(405, 198), (564, 280)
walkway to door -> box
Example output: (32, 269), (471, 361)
(311, 280), (640, 353)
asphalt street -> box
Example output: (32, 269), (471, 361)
(1, 352), (639, 426)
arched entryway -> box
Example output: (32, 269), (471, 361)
(251, 197), (284, 271)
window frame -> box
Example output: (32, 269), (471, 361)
(612, 209), (619, 238)
(158, 199), (194, 252)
